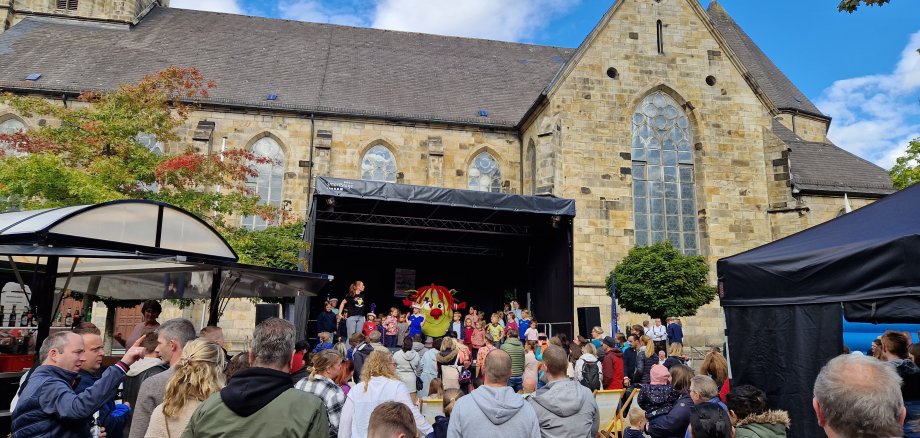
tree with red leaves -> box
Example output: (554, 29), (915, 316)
(0, 67), (283, 229)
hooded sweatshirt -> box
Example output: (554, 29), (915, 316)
(529, 378), (599, 438)
(734, 410), (790, 438)
(446, 385), (540, 438)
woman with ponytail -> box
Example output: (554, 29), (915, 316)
(294, 349), (347, 436)
(144, 339), (226, 437)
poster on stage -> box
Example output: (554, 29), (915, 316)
(394, 269), (416, 297)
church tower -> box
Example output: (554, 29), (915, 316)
(0, 0), (166, 32)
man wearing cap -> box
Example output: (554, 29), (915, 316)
(601, 336), (628, 390)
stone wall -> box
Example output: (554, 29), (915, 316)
(774, 113), (830, 143)
(3, 0), (158, 28)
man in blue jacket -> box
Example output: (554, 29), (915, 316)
(11, 330), (146, 438)
(666, 318), (683, 346)
(75, 328), (132, 438)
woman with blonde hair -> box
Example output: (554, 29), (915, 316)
(295, 349), (346, 435)
(145, 339), (225, 438)
(635, 335), (657, 384)
(339, 350), (433, 438)
(663, 342), (689, 368)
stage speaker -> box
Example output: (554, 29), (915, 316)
(577, 307), (601, 339)
(255, 303), (280, 326)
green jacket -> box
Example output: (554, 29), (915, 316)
(502, 338), (525, 377)
(734, 410), (790, 438)
(180, 388), (328, 438)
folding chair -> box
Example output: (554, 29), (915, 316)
(597, 388), (639, 438)
(418, 398), (444, 425)
(593, 389), (625, 435)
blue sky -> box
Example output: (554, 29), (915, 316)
(171, 0), (920, 169)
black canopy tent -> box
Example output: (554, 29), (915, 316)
(0, 200), (332, 350)
(305, 177), (576, 330)
(718, 183), (920, 437)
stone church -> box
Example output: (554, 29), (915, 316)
(0, 0), (894, 347)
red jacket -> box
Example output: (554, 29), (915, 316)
(602, 349), (625, 389)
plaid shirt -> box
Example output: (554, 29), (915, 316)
(295, 375), (345, 437)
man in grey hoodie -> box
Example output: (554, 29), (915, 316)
(447, 349), (540, 438)
(529, 345), (599, 438)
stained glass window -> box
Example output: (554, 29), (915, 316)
(468, 151), (501, 193)
(632, 91), (698, 254)
(361, 145), (397, 183)
(241, 137), (285, 230)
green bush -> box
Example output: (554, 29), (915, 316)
(606, 241), (716, 318)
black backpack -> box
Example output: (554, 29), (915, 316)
(580, 360), (601, 391)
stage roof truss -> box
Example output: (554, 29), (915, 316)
(316, 211), (531, 236)
(315, 235), (502, 256)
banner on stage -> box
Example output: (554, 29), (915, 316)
(394, 268), (416, 297)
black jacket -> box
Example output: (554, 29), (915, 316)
(316, 311), (337, 335)
(622, 346), (638, 379)
(351, 343), (374, 383)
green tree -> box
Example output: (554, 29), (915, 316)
(889, 138), (920, 189)
(838, 0), (891, 13)
(606, 241), (716, 319)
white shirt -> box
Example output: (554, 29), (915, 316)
(650, 325), (667, 342)
(339, 376), (433, 438)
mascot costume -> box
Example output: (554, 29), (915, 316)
(402, 284), (466, 338)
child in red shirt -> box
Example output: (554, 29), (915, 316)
(362, 312), (378, 337)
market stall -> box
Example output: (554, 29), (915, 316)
(0, 200), (331, 429)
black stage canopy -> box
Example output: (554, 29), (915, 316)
(306, 177), (575, 330)
(718, 183), (920, 437)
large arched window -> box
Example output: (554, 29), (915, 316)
(0, 118), (26, 156)
(242, 136), (285, 230)
(361, 144), (397, 183)
(468, 151), (501, 193)
(527, 140), (536, 195)
(631, 91), (697, 254)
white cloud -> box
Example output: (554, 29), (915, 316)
(816, 31), (920, 169)
(170, 0), (244, 14)
(277, 1), (368, 27)
(370, 0), (580, 43)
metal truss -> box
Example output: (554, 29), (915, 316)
(316, 211), (529, 235)
(314, 236), (502, 256)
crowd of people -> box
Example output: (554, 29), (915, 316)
(8, 291), (920, 438)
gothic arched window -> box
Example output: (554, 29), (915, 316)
(631, 91), (697, 254)
(242, 137), (285, 230)
(361, 144), (397, 183)
(0, 118), (26, 156)
(527, 140), (537, 195)
(468, 151), (501, 193)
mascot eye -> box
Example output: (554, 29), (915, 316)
(437, 303), (444, 309)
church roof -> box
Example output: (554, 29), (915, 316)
(706, 1), (828, 119)
(771, 120), (894, 196)
(0, 7), (573, 128)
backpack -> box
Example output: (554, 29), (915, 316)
(580, 360), (601, 391)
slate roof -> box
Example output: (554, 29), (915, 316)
(771, 120), (894, 196)
(0, 7), (573, 128)
(707, 1), (827, 119)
